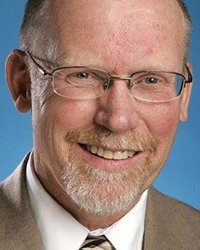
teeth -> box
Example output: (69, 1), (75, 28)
(91, 145), (98, 154)
(103, 150), (114, 159)
(97, 148), (104, 157)
(86, 145), (136, 160)
(113, 151), (128, 160)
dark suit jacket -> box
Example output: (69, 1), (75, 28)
(0, 154), (200, 249)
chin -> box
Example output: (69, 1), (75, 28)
(60, 157), (151, 215)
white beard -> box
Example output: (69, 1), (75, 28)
(60, 125), (156, 215)
(61, 154), (152, 216)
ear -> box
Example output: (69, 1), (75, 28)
(6, 49), (31, 113)
(179, 63), (193, 122)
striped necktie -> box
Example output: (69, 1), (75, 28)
(80, 235), (116, 250)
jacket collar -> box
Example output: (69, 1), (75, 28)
(0, 153), (43, 250)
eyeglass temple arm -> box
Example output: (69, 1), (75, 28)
(25, 51), (51, 76)
(185, 65), (193, 83)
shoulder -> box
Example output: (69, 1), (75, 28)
(0, 156), (29, 237)
(148, 187), (200, 223)
(0, 154), (28, 211)
(144, 187), (200, 249)
(0, 154), (42, 250)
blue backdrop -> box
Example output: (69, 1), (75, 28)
(0, 1), (199, 209)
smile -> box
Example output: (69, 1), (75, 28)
(81, 144), (138, 160)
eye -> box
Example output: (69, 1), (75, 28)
(75, 72), (90, 79)
(66, 70), (94, 84)
(65, 69), (104, 87)
(144, 76), (159, 84)
(132, 73), (167, 88)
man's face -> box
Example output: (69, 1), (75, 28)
(31, 0), (191, 216)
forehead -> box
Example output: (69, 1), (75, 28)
(52, 0), (186, 71)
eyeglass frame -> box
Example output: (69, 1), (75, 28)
(25, 50), (193, 102)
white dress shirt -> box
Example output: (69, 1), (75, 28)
(26, 152), (148, 250)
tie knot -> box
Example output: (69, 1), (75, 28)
(80, 235), (116, 250)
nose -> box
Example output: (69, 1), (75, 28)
(95, 80), (139, 133)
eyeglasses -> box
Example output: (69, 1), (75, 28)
(25, 51), (193, 102)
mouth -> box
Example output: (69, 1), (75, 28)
(79, 144), (139, 160)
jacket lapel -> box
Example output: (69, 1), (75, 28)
(0, 154), (43, 250)
(143, 187), (171, 249)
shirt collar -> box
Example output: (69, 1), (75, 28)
(26, 153), (89, 250)
(104, 190), (148, 250)
(26, 152), (148, 250)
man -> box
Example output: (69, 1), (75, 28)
(0, 0), (200, 249)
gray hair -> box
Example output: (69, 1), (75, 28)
(20, 0), (56, 56)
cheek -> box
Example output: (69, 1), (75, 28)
(141, 103), (180, 180)
(144, 103), (179, 142)
(53, 99), (97, 132)
(33, 99), (97, 169)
